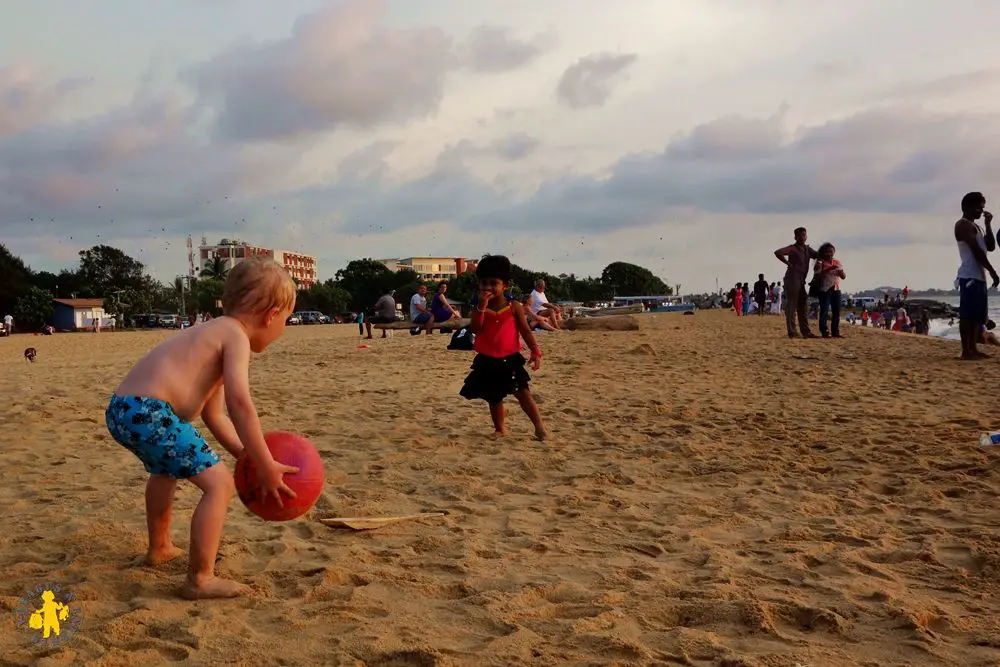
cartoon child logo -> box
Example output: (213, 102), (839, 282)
(14, 583), (81, 647)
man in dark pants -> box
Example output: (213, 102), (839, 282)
(365, 287), (398, 339)
(774, 227), (819, 338)
(955, 192), (998, 359)
(753, 273), (769, 316)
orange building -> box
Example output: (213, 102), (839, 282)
(199, 238), (317, 289)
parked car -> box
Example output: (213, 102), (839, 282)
(340, 311), (358, 324)
(159, 314), (179, 328)
(297, 311), (330, 325)
(286, 313), (302, 325)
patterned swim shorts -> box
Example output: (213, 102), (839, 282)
(105, 394), (220, 479)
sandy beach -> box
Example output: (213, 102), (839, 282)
(2, 311), (1000, 666)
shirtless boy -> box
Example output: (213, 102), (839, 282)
(105, 259), (299, 599)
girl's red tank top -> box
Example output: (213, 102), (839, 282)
(475, 300), (521, 358)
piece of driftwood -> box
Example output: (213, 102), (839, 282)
(573, 303), (644, 317)
(319, 511), (449, 530)
(374, 318), (469, 330)
(564, 314), (640, 331)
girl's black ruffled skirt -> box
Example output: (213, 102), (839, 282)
(460, 353), (531, 405)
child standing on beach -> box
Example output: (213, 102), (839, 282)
(460, 255), (547, 440)
(105, 259), (299, 600)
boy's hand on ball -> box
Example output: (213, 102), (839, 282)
(257, 461), (299, 507)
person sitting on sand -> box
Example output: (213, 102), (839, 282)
(954, 191), (998, 359)
(460, 255), (546, 440)
(365, 288), (398, 339)
(980, 320), (1000, 346)
(528, 280), (564, 330)
(105, 258), (299, 599)
(520, 295), (558, 332)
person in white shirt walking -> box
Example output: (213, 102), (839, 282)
(3, 313), (13, 335)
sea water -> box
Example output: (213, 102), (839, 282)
(927, 296), (1000, 341)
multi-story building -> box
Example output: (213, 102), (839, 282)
(199, 238), (317, 289)
(272, 250), (317, 288)
(378, 257), (477, 281)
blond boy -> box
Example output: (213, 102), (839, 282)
(105, 259), (299, 599)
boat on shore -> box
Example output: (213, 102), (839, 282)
(651, 302), (697, 314)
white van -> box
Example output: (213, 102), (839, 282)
(853, 296), (877, 308)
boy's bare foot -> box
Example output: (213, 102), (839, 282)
(145, 545), (185, 566)
(490, 429), (507, 439)
(181, 575), (251, 600)
(534, 427), (548, 442)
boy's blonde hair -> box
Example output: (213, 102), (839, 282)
(222, 258), (296, 316)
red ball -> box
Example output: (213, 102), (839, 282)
(234, 431), (325, 521)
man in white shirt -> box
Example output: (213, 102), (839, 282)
(409, 284), (432, 334)
(3, 313), (12, 334)
(529, 280), (564, 329)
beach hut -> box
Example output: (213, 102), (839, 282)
(51, 298), (106, 331)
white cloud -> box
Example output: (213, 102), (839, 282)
(5, 0), (1000, 292)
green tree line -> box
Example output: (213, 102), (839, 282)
(0, 243), (670, 330)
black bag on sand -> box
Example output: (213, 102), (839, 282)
(448, 326), (475, 350)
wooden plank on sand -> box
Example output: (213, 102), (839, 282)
(374, 318), (470, 330)
(564, 314), (640, 331)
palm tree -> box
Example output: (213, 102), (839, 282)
(200, 256), (230, 280)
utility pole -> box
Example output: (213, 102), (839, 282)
(178, 275), (188, 317)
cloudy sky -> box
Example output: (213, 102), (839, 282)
(3, 0), (1000, 292)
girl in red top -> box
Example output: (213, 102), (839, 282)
(733, 283), (743, 317)
(460, 255), (546, 440)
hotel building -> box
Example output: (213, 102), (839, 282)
(198, 238), (317, 289)
(378, 257), (478, 281)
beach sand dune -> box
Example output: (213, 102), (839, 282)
(2, 312), (1000, 666)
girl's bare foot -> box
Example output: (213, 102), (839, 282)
(181, 575), (251, 600)
(534, 427), (548, 442)
(490, 429), (507, 439)
(145, 545), (185, 566)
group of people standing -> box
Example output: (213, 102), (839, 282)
(730, 277), (783, 317)
(728, 226), (846, 339)
(773, 227), (847, 339)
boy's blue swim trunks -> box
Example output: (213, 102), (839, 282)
(105, 394), (220, 479)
